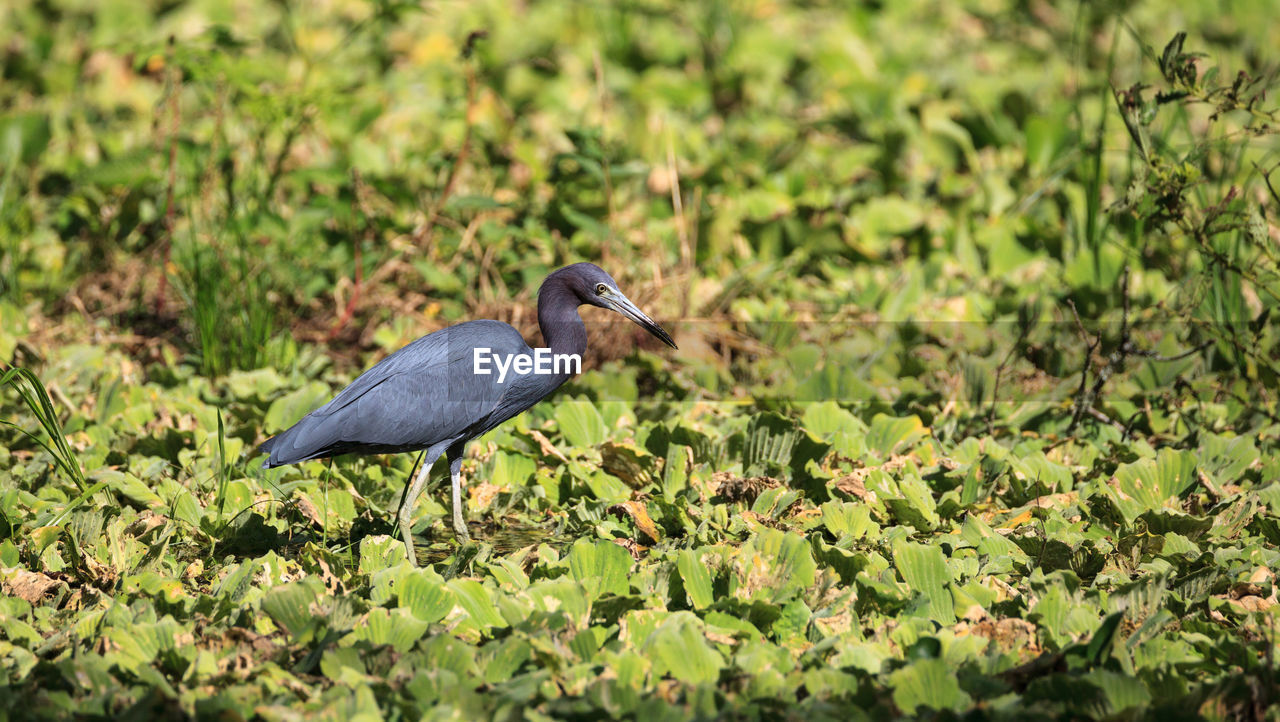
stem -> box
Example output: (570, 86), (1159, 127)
(155, 36), (180, 317)
(327, 170), (372, 341)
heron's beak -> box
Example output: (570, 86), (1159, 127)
(603, 290), (678, 350)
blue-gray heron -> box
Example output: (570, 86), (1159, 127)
(259, 263), (676, 563)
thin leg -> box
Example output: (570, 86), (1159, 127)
(398, 454), (436, 566)
(446, 445), (471, 543)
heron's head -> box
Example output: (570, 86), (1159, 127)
(554, 263), (678, 349)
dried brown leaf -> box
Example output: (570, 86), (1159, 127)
(470, 482), (505, 511)
(607, 501), (662, 543)
(612, 537), (649, 561)
(717, 475), (779, 504)
(1, 568), (63, 604)
(528, 429), (568, 463)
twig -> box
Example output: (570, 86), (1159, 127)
(426, 69), (474, 230)
(46, 382), (78, 423)
(450, 214), (486, 275)
(1124, 339), (1212, 362)
(1254, 161), (1280, 207)
(1068, 267), (1217, 434)
(366, 31), (486, 291)
(666, 133), (694, 321)
(667, 134), (690, 256)
(592, 49), (615, 223)
(1182, 215), (1280, 305)
(198, 75), (227, 223)
(988, 320), (1033, 434)
(420, 30), (485, 239)
(1065, 298), (1101, 433)
(1087, 407), (1124, 429)
(1196, 469), (1224, 503)
(1082, 267), (1132, 431)
(1069, 268), (1130, 433)
(327, 170), (373, 340)
(262, 112), (308, 203)
(154, 36), (180, 317)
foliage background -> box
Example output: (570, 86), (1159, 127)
(2, 0), (1279, 718)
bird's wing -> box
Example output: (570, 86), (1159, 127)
(341, 357), (515, 449)
(262, 320), (531, 464)
(307, 327), (456, 417)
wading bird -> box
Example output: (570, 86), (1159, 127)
(259, 263), (677, 563)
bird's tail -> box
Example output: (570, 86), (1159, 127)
(257, 414), (346, 468)
(257, 435), (282, 468)
(257, 421), (320, 468)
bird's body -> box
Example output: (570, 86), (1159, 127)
(259, 263), (676, 563)
(260, 320), (569, 465)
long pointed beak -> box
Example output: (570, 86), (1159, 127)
(604, 291), (678, 350)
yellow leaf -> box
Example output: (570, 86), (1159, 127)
(609, 501), (661, 543)
(999, 509), (1034, 530)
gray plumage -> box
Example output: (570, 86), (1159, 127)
(258, 263), (676, 563)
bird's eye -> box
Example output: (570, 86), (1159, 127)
(595, 283), (608, 295)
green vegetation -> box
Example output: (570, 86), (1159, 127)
(3, 0), (1279, 718)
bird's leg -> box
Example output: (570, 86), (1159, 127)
(446, 447), (471, 544)
(399, 458), (434, 566)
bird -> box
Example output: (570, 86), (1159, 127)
(258, 263), (677, 564)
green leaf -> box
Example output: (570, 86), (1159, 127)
(737, 529), (816, 604)
(573, 462), (632, 504)
(555, 400), (606, 448)
(447, 579), (508, 630)
(103, 617), (184, 671)
(0, 112), (51, 164)
(865, 414), (926, 458)
(98, 470), (163, 509)
(1085, 669), (1151, 715)
(528, 578), (590, 628)
(263, 382), (332, 434)
(889, 472), (939, 530)
(1085, 611), (1125, 666)
(481, 638), (533, 685)
(821, 501), (877, 540)
(893, 541), (956, 624)
(743, 412), (799, 476)
(889, 658), (971, 713)
(354, 607), (429, 653)
(1107, 449), (1197, 522)
(676, 550), (715, 610)
(490, 450), (537, 488)
(320, 647), (367, 683)
(358, 535), (406, 574)
(567, 538), (632, 600)
(262, 581), (320, 640)
(420, 635), (480, 677)
(399, 571), (455, 623)
(644, 612), (724, 686)
(771, 599), (810, 641)
(600, 441), (658, 489)
(801, 401), (863, 439)
(1197, 434), (1259, 487)
(852, 195), (925, 252)
(2, 366), (88, 491)
(662, 443), (691, 498)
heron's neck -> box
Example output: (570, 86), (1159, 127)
(537, 277), (588, 360)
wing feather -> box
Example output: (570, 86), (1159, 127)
(261, 320), (531, 466)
